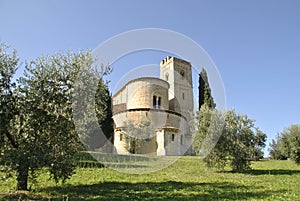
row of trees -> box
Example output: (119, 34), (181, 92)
(0, 43), (113, 190)
(269, 124), (300, 164)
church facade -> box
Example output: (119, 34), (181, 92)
(112, 56), (194, 155)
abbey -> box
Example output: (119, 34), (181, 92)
(112, 56), (194, 155)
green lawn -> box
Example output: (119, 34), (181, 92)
(1, 156), (300, 200)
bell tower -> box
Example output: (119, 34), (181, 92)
(160, 56), (194, 119)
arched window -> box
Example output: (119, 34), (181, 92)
(153, 95), (157, 108)
(153, 95), (162, 108)
(171, 134), (175, 142)
(158, 97), (161, 108)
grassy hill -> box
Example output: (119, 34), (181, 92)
(1, 156), (300, 200)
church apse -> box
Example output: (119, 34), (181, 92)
(112, 56), (194, 156)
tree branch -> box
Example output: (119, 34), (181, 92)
(4, 130), (18, 148)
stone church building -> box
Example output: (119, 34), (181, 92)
(112, 56), (194, 155)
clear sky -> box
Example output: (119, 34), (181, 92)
(1, 0), (300, 156)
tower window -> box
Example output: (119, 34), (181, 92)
(180, 135), (183, 145)
(171, 134), (175, 141)
(165, 73), (169, 81)
(182, 92), (185, 100)
(120, 133), (123, 141)
(180, 71), (185, 79)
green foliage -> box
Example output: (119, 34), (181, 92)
(269, 139), (287, 160)
(16, 51), (100, 187)
(71, 58), (111, 151)
(0, 43), (19, 148)
(199, 68), (216, 109)
(0, 44), (112, 190)
(252, 129), (267, 160)
(0, 43), (23, 188)
(95, 78), (114, 140)
(192, 103), (223, 157)
(270, 124), (300, 164)
(194, 106), (266, 172)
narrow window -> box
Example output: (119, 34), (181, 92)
(158, 97), (161, 108)
(182, 92), (185, 100)
(180, 135), (183, 145)
(171, 134), (175, 142)
(120, 133), (123, 141)
(180, 71), (185, 79)
(165, 73), (169, 81)
(153, 96), (157, 108)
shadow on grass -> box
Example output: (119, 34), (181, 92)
(245, 169), (300, 175)
(1, 181), (286, 201)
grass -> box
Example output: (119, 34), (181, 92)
(1, 155), (300, 200)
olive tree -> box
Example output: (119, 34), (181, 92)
(270, 124), (300, 163)
(193, 105), (266, 172)
(1, 45), (111, 190)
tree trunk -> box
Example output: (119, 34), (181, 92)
(16, 164), (29, 191)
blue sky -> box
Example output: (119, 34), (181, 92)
(1, 0), (300, 155)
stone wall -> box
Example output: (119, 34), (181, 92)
(113, 109), (186, 130)
(113, 77), (170, 110)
